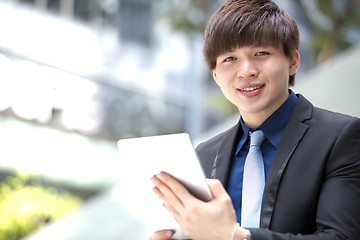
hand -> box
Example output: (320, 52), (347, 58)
(148, 230), (174, 240)
(151, 172), (242, 240)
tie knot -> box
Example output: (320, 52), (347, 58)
(249, 130), (265, 147)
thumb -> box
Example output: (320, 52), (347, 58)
(206, 179), (227, 198)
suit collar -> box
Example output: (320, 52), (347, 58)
(291, 94), (313, 122)
(260, 94), (313, 228)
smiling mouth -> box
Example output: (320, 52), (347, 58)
(239, 85), (264, 92)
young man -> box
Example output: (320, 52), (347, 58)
(150, 0), (360, 239)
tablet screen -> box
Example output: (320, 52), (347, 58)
(117, 133), (213, 238)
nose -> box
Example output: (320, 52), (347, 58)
(236, 59), (259, 79)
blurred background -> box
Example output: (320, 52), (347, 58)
(0, 0), (359, 239)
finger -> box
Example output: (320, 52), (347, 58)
(156, 172), (197, 205)
(148, 230), (174, 240)
(152, 184), (165, 200)
(206, 178), (227, 198)
(152, 186), (181, 217)
(151, 174), (185, 210)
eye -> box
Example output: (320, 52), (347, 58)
(255, 51), (269, 56)
(224, 56), (237, 62)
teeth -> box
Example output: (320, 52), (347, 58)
(240, 85), (263, 92)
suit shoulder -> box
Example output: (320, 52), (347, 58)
(195, 124), (238, 155)
(195, 123), (240, 178)
(295, 94), (360, 129)
(311, 107), (360, 131)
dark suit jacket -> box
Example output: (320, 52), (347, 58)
(195, 94), (360, 240)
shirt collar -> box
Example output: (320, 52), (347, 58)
(235, 120), (251, 155)
(236, 90), (298, 154)
(259, 90), (298, 148)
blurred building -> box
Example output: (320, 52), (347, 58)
(0, 0), (212, 141)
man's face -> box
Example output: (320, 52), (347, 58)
(212, 45), (299, 127)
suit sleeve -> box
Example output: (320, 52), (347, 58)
(251, 118), (360, 240)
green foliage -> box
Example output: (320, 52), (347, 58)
(294, 0), (360, 62)
(207, 93), (237, 116)
(0, 174), (82, 240)
(155, 0), (217, 33)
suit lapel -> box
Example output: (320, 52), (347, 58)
(212, 121), (242, 188)
(260, 94), (312, 228)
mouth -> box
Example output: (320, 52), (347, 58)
(239, 85), (265, 92)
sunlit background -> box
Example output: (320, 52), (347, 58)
(0, 0), (359, 239)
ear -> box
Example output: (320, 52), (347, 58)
(289, 50), (300, 76)
(212, 69), (219, 86)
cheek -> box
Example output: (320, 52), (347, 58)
(264, 61), (290, 84)
(213, 67), (235, 85)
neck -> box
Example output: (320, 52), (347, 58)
(242, 112), (269, 129)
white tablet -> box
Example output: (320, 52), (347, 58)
(117, 133), (213, 239)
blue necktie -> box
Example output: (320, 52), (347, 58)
(241, 130), (265, 228)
